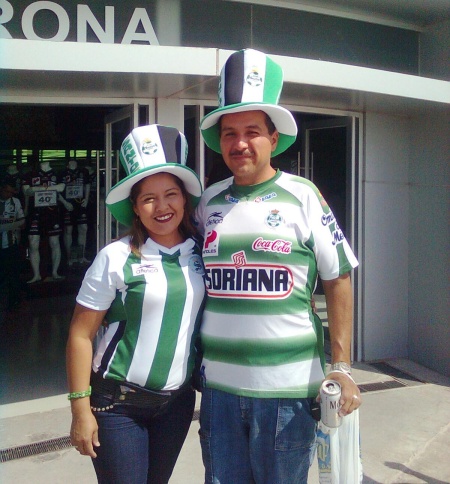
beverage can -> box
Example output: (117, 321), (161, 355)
(320, 379), (342, 428)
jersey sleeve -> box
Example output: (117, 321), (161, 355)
(76, 246), (120, 311)
(305, 184), (358, 280)
(14, 197), (25, 222)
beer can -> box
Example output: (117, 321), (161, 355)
(320, 379), (342, 428)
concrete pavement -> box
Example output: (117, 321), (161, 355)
(0, 358), (449, 483)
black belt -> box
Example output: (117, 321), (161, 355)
(90, 371), (189, 409)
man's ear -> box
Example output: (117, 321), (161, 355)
(271, 131), (280, 152)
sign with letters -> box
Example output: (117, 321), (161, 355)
(0, 0), (160, 44)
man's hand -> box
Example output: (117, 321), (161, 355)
(326, 371), (361, 416)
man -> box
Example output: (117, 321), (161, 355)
(0, 179), (25, 309)
(195, 49), (361, 483)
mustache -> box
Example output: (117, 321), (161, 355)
(229, 149), (254, 156)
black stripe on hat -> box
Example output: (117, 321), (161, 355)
(224, 50), (245, 106)
(157, 125), (181, 164)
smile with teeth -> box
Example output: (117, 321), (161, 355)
(155, 213), (174, 222)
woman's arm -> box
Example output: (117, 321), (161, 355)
(66, 303), (107, 457)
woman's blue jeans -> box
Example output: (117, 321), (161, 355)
(199, 388), (317, 484)
(91, 387), (195, 484)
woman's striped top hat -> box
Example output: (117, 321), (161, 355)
(106, 124), (202, 227)
(200, 49), (297, 157)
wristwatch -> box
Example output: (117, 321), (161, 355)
(329, 362), (352, 375)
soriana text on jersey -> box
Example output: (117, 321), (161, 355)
(205, 261), (294, 299)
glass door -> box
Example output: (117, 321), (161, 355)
(301, 115), (360, 359)
(99, 105), (139, 250)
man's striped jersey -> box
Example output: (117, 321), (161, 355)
(77, 236), (205, 391)
(194, 170), (358, 398)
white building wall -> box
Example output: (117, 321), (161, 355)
(362, 113), (410, 361)
(408, 109), (450, 376)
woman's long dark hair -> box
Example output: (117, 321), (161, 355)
(127, 173), (197, 257)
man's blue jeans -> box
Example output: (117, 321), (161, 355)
(91, 387), (195, 484)
(199, 388), (317, 484)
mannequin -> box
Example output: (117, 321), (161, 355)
(22, 161), (65, 283)
(58, 160), (90, 265)
(4, 164), (24, 242)
(0, 180), (25, 308)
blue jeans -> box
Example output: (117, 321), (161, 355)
(91, 387), (195, 484)
(199, 388), (317, 484)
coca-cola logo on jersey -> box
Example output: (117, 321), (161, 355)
(252, 237), (292, 254)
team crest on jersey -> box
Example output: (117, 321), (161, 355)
(189, 254), (205, 275)
(206, 211), (224, 226)
(141, 138), (158, 155)
(131, 263), (158, 276)
(265, 209), (283, 228)
(203, 230), (219, 256)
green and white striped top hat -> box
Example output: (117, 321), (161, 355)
(106, 124), (202, 227)
(201, 49), (297, 157)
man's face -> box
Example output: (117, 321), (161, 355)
(0, 185), (16, 200)
(219, 110), (279, 186)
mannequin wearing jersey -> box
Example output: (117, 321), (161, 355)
(58, 160), (90, 265)
(0, 179), (25, 309)
(66, 125), (204, 484)
(22, 161), (65, 283)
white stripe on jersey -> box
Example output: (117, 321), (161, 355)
(203, 357), (324, 395)
(201, 311), (316, 340)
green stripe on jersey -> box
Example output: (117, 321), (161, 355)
(146, 251), (187, 389)
(108, 252), (145, 379)
(202, 331), (319, 366)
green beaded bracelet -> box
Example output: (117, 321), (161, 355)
(67, 386), (92, 400)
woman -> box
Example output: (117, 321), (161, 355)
(66, 124), (204, 484)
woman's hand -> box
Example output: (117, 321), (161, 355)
(70, 409), (100, 458)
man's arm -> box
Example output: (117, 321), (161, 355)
(322, 272), (361, 415)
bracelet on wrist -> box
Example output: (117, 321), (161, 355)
(67, 386), (92, 400)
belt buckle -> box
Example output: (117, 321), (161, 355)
(119, 384), (136, 401)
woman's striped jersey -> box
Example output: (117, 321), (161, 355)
(77, 236), (205, 391)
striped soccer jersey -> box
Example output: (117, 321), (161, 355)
(0, 197), (24, 248)
(194, 170), (358, 398)
(77, 236), (205, 391)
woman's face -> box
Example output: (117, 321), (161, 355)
(133, 172), (186, 248)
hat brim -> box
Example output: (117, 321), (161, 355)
(200, 103), (297, 157)
(106, 164), (202, 227)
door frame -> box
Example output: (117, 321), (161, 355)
(301, 114), (362, 361)
(101, 104), (139, 249)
